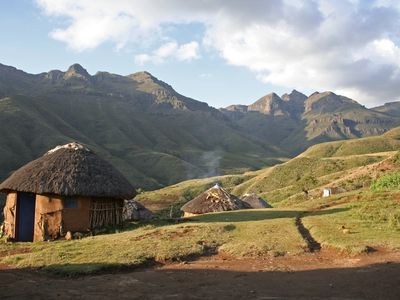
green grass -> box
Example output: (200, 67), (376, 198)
(2, 191), (400, 275)
(301, 137), (400, 158)
(138, 126), (400, 210)
(139, 151), (390, 211)
(371, 172), (400, 191)
(302, 191), (400, 253)
(0, 209), (307, 275)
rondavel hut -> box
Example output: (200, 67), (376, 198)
(240, 193), (272, 209)
(0, 142), (136, 242)
(181, 183), (249, 217)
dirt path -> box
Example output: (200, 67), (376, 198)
(1, 207), (399, 299)
(1, 249), (400, 299)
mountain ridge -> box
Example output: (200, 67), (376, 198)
(0, 63), (281, 190)
(220, 90), (399, 154)
(1, 62), (400, 190)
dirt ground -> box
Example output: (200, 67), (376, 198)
(1, 249), (400, 299)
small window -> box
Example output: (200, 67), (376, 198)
(64, 197), (78, 209)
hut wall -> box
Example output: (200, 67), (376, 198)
(62, 197), (91, 232)
(2, 192), (17, 239)
(34, 195), (63, 242)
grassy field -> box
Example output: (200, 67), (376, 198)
(2, 190), (400, 275)
(0, 209), (306, 275)
(2, 131), (400, 276)
(290, 190), (400, 253)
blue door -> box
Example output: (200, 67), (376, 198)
(16, 192), (36, 242)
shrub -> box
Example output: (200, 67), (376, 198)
(370, 172), (400, 191)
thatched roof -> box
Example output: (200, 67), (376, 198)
(0, 142), (136, 198)
(240, 193), (272, 209)
(181, 184), (249, 214)
(123, 200), (154, 221)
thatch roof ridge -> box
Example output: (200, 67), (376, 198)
(0, 143), (136, 198)
(181, 184), (248, 214)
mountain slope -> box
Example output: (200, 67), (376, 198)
(137, 128), (400, 211)
(221, 90), (400, 155)
(0, 63), (281, 190)
(1, 62), (399, 191)
(372, 101), (400, 117)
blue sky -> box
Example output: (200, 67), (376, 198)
(1, 1), (400, 107)
(0, 0), (284, 108)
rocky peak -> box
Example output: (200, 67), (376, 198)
(281, 89), (307, 103)
(64, 63), (91, 80)
(248, 93), (286, 115)
(224, 104), (248, 113)
(280, 90), (307, 116)
(128, 71), (156, 83)
(304, 91), (361, 113)
(44, 70), (64, 82)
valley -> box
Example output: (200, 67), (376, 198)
(1, 63), (400, 191)
(1, 103), (400, 299)
(3, 2), (400, 298)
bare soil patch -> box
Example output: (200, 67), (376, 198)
(1, 248), (400, 299)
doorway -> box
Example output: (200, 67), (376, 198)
(16, 192), (36, 242)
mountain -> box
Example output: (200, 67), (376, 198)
(221, 90), (400, 154)
(247, 92), (288, 116)
(281, 89), (308, 116)
(0, 63), (281, 190)
(372, 101), (400, 117)
(1, 62), (399, 191)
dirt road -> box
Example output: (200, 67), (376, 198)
(1, 249), (400, 299)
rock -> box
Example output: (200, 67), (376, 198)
(73, 232), (84, 239)
(361, 245), (376, 253)
(65, 231), (72, 241)
(123, 200), (155, 221)
(342, 228), (350, 234)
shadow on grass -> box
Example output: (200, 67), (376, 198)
(188, 208), (349, 223)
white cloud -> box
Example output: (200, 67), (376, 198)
(36, 0), (400, 105)
(135, 41), (199, 64)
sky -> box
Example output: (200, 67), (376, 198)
(1, 0), (400, 108)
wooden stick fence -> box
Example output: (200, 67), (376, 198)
(89, 199), (123, 229)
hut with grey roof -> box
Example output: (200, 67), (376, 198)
(181, 184), (249, 217)
(0, 142), (136, 242)
(240, 193), (272, 209)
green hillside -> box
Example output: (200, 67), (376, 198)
(1, 63), (400, 191)
(2, 123), (400, 276)
(138, 128), (400, 211)
(0, 64), (281, 190)
(299, 128), (400, 158)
